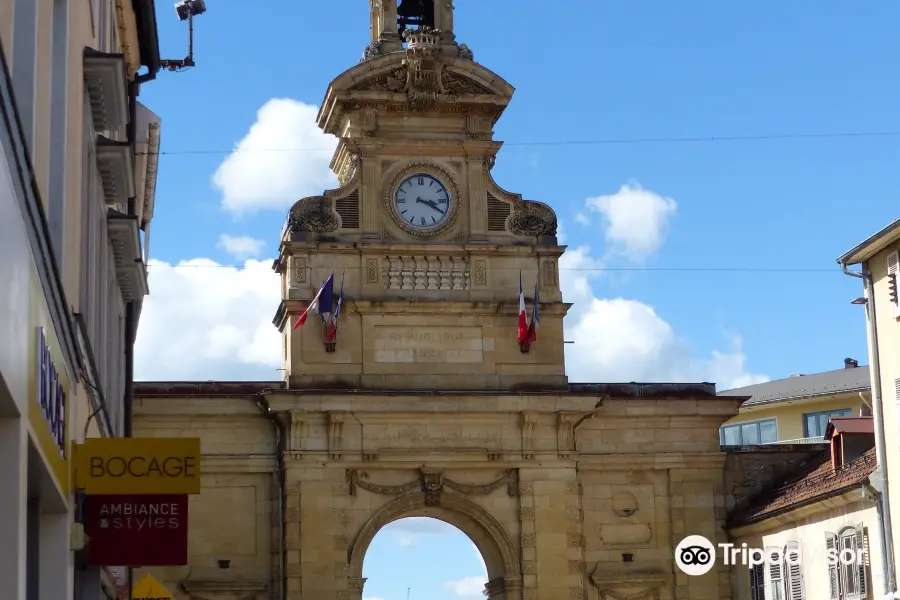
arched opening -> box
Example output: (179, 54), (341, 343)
(362, 517), (488, 600)
(348, 492), (522, 600)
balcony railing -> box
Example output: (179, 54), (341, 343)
(763, 436), (825, 445)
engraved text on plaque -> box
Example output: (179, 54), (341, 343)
(373, 326), (484, 363)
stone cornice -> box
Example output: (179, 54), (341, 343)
(282, 452), (725, 470)
(279, 241), (566, 257)
(200, 454), (277, 474)
(265, 396), (726, 414)
(578, 452), (727, 470)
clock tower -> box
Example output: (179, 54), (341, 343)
(273, 0), (567, 390)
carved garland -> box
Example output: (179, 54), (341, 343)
(347, 469), (518, 507)
(382, 162), (462, 239)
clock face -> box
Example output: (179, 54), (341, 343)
(393, 173), (451, 230)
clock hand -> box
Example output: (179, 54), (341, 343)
(415, 197), (445, 215)
(422, 198), (445, 214)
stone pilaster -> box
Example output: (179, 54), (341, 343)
(522, 467), (583, 600)
(369, 0), (401, 49)
(359, 156), (380, 238)
(669, 468), (727, 600)
(518, 477), (537, 600)
(285, 465), (349, 600)
(467, 156), (487, 241)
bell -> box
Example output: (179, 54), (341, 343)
(397, 0), (426, 18)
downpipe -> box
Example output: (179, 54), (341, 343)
(124, 301), (135, 600)
(258, 395), (286, 600)
(841, 263), (895, 595)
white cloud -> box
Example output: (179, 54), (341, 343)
(212, 98), (338, 214)
(217, 234), (265, 260)
(563, 292), (767, 388)
(443, 576), (487, 598)
(135, 179), (765, 390)
(384, 517), (457, 548)
(441, 543), (487, 598)
(135, 258), (282, 381)
(559, 198), (766, 388)
(557, 184), (766, 389)
(586, 183), (677, 262)
(574, 212), (590, 226)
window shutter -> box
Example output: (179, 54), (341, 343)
(855, 524), (868, 598)
(825, 532), (839, 600)
(767, 547), (785, 600)
(889, 250), (900, 317)
(750, 563), (765, 600)
(785, 541), (804, 600)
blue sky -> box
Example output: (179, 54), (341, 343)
(132, 1), (898, 594)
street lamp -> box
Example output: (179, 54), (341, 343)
(175, 0), (206, 21)
(161, 0), (208, 71)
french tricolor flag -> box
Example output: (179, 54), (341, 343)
(525, 282), (539, 344)
(325, 276), (344, 342)
(293, 272), (335, 330)
(517, 273), (529, 344)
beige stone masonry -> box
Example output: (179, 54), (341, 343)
(132, 2), (746, 597)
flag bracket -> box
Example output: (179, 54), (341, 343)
(325, 342), (337, 353)
(519, 343), (531, 354)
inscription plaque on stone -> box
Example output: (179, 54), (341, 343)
(373, 326), (483, 363)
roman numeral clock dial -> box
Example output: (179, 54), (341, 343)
(393, 173), (451, 231)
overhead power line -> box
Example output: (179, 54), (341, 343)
(136, 130), (900, 157)
(146, 263), (836, 274)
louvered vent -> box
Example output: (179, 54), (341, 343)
(335, 191), (360, 229)
(487, 193), (510, 232)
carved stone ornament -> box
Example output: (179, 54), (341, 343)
(338, 154), (359, 187)
(422, 470), (444, 507)
(557, 413), (577, 459)
(509, 200), (557, 237)
(589, 563), (668, 600)
(346, 468), (519, 506)
(288, 195), (339, 233)
(382, 162), (461, 238)
(328, 412), (347, 459)
(521, 412), (537, 460)
(350, 29), (492, 108)
(360, 40), (383, 62)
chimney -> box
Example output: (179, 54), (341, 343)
(844, 358), (858, 369)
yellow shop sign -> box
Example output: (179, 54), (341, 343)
(132, 574), (174, 600)
(74, 437), (201, 495)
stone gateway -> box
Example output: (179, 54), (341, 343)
(132, 3), (753, 600)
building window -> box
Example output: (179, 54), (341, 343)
(783, 540), (804, 600)
(749, 562), (765, 600)
(888, 250), (900, 319)
(767, 547), (786, 600)
(826, 526), (867, 600)
(803, 409), (851, 438)
(766, 543), (805, 600)
(720, 419), (777, 445)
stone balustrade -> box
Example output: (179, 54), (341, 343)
(383, 255), (470, 291)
